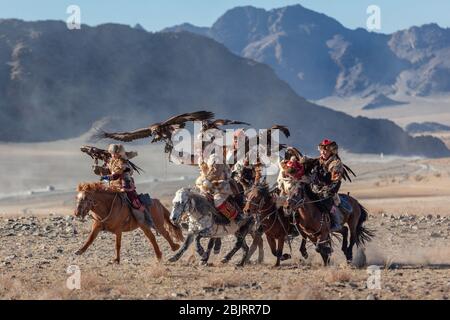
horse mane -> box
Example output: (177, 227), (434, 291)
(77, 182), (119, 193)
(254, 181), (272, 199)
(180, 188), (217, 214)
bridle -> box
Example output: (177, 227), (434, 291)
(79, 192), (118, 226)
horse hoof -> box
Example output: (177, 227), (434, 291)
(220, 258), (229, 264)
(112, 259), (120, 264)
(214, 250), (220, 255)
(171, 244), (181, 251)
(74, 250), (83, 256)
(168, 256), (178, 263)
(281, 254), (291, 261)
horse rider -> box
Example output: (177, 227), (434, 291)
(93, 144), (154, 227)
(310, 139), (346, 232)
(228, 129), (265, 190)
(196, 152), (247, 223)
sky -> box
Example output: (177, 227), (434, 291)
(0, 0), (449, 34)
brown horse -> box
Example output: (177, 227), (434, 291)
(74, 182), (184, 263)
(284, 184), (373, 265)
(243, 183), (300, 267)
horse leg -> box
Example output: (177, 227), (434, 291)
(213, 238), (222, 255)
(221, 234), (244, 264)
(347, 230), (357, 264)
(138, 222), (162, 261)
(236, 237), (249, 267)
(195, 234), (205, 258)
(340, 226), (351, 263)
(169, 233), (194, 263)
(257, 234), (265, 264)
(113, 232), (122, 264)
(221, 219), (252, 264)
(201, 238), (216, 265)
(158, 224), (181, 252)
(275, 237), (286, 267)
(74, 222), (102, 255)
(299, 237), (308, 260)
(266, 234), (278, 258)
(317, 238), (332, 266)
(245, 230), (262, 264)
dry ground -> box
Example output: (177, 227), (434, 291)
(0, 209), (449, 300)
(1, 140), (450, 300)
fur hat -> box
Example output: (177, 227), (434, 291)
(108, 144), (126, 158)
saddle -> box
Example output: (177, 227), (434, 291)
(119, 193), (153, 210)
(338, 194), (353, 214)
(203, 193), (238, 226)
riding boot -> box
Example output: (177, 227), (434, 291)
(132, 205), (154, 229)
(234, 208), (247, 224)
(330, 206), (344, 232)
(142, 206), (155, 228)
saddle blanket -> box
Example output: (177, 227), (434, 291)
(138, 193), (152, 207)
(339, 194), (353, 214)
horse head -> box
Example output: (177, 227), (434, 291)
(243, 182), (270, 215)
(74, 190), (96, 220)
(170, 188), (193, 224)
(283, 185), (304, 214)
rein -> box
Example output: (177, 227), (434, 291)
(89, 193), (119, 226)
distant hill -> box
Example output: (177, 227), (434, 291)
(406, 122), (450, 134)
(362, 94), (409, 110)
(164, 5), (450, 100)
(0, 19), (448, 157)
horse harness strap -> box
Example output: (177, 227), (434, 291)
(90, 193), (119, 228)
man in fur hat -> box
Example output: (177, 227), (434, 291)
(196, 153), (246, 223)
(312, 139), (346, 232)
(93, 144), (154, 227)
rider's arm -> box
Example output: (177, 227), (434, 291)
(329, 159), (344, 182)
(109, 160), (126, 181)
(93, 165), (110, 176)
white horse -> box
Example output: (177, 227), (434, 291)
(169, 188), (254, 266)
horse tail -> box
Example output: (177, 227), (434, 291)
(155, 199), (184, 243)
(355, 203), (375, 247)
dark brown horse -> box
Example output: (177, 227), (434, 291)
(74, 182), (184, 263)
(244, 183), (302, 267)
(284, 184), (373, 265)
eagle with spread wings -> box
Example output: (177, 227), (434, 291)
(201, 119), (250, 132)
(94, 111), (215, 158)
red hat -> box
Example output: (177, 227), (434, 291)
(318, 139), (338, 153)
(320, 139), (333, 146)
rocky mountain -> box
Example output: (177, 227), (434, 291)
(163, 5), (450, 100)
(0, 19), (448, 157)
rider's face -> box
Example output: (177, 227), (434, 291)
(111, 152), (120, 159)
(320, 147), (331, 160)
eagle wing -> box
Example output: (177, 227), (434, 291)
(269, 125), (290, 138)
(162, 111), (214, 127)
(93, 127), (152, 142)
(212, 119), (250, 127)
(285, 146), (303, 160)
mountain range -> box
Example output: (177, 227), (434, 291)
(163, 5), (450, 100)
(0, 19), (448, 157)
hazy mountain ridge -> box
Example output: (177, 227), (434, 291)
(0, 19), (448, 157)
(163, 5), (450, 100)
